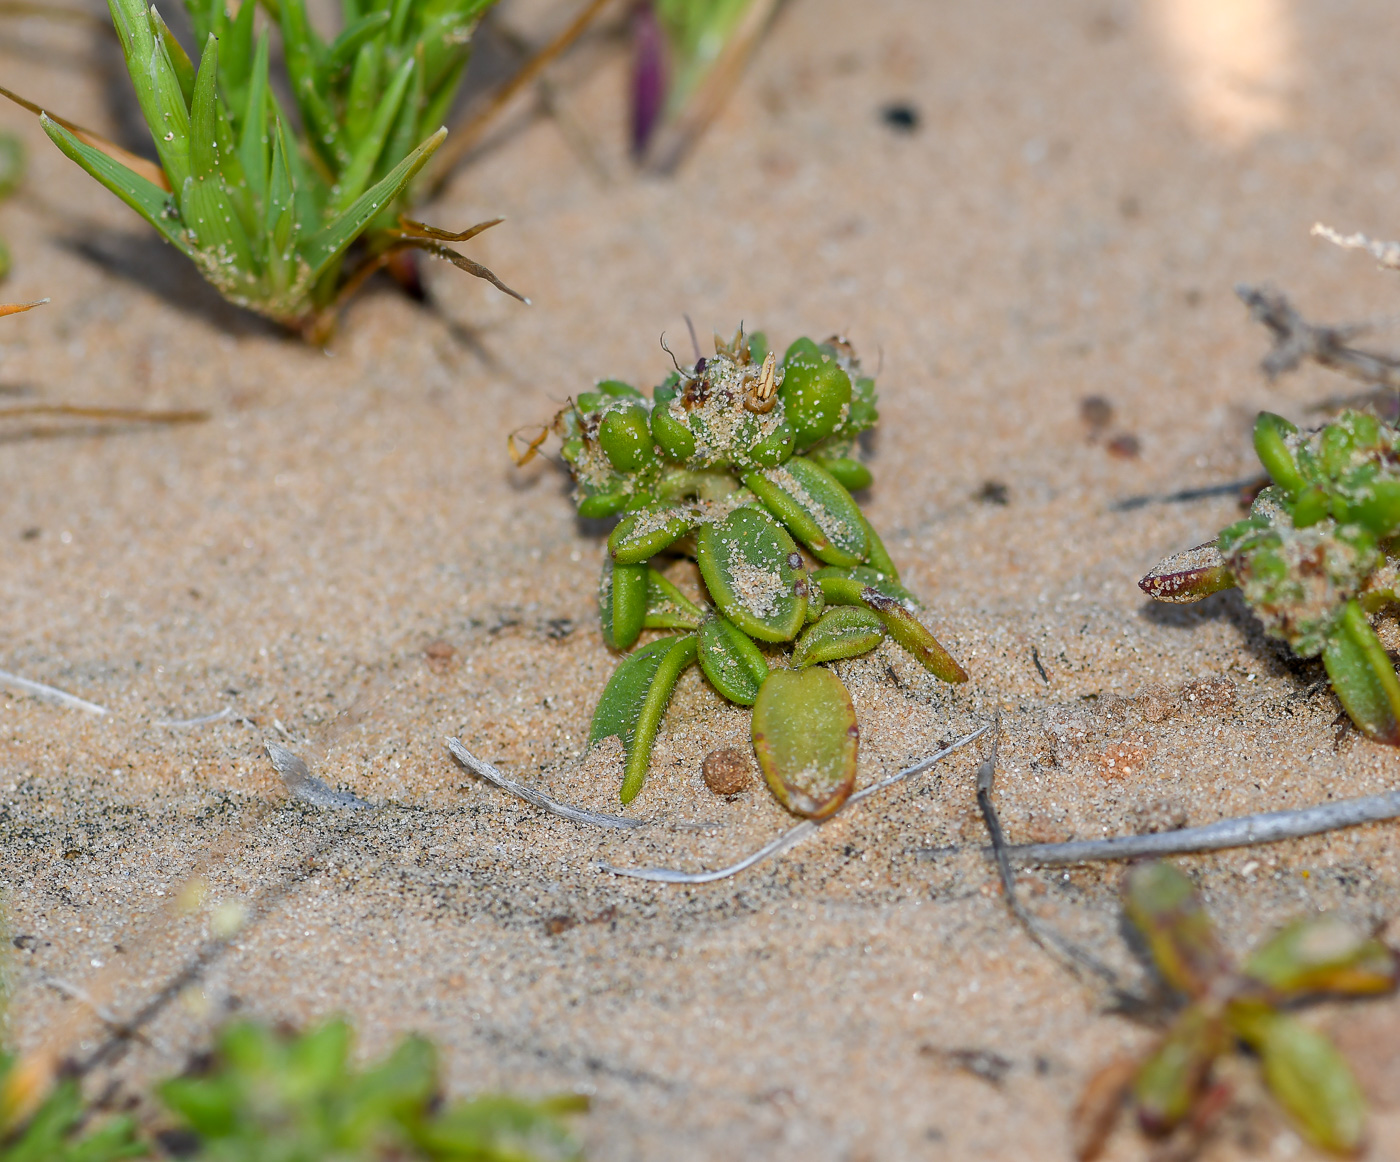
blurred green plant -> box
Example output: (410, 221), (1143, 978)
(0, 1050), (143, 1162)
(1141, 409), (1400, 746)
(11, 0), (523, 341)
(631, 0), (778, 167)
(1076, 861), (1398, 1159)
(1, 1015), (585, 1162)
(157, 1017), (586, 1161)
(0, 132), (22, 281)
(522, 326), (968, 813)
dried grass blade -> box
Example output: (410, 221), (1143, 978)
(601, 723), (991, 883)
(402, 238), (529, 303)
(445, 736), (645, 829)
(0, 668), (110, 715)
(0, 84), (171, 190)
(0, 299), (46, 317)
(154, 706), (233, 728)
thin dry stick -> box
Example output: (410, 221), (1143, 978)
(1237, 283), (1400, 389)
(0, 404), (208, 424)
(0, 668), (110, 715)
(976, 712), (1133, 994)
(445, 736), (645, 829)
(424, 0), (614, 197)
(601, 724), (992, 883)
(997, 791), (1400, 867)
(0, 85), (171, 191)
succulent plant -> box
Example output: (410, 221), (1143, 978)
(541, 326), (968, 814)
(0, 1052), (142, 1162)
(1141, 410), (1400, 744)
(24, 0), (520, 341)
(1083, 861), (1398, 1157)
(156, 1017), (585, 1161)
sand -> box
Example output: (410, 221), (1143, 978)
(6, 1), (1400, 1158)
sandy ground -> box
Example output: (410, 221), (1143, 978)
(6, 0), (1400, 1158)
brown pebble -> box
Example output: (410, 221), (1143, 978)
(1105, 433), (1140, 459)
(424, 639), (457, 670)
(702, 746), (754, 795)
(1080, 395), (1113, 431)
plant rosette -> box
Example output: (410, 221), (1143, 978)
(528, 326), (969, 816)
(1141, 409), (1400, 745)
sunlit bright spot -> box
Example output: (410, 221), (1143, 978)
(1149, 0), (1297, 143)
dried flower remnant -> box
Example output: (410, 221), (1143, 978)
(1076, 861), (1398, 1159)
(527, 326), (967, 814)
(5, 0), (522, 342)
(1141, 409), (1400, 745)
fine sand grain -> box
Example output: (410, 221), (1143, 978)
(6, 1), (1400, 1159)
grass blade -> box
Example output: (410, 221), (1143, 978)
(40, 115), (195, 257)
(330, 54), (415, 214)
(301, 126), (445, 280)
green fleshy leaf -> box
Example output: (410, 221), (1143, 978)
(1124, 862), (1230, 1000)
(1254, 411), (1306, 497)
(643, 567), (705, 629)
(861, 589), (966, 683)
(1322, 599), (1400, 745)
(1243, 914), (1400, 998)
(791, 605), (884, 667)
(589, 633), (698, 804)
(1240, 1010), (1368, 1155)
(752, 667), (858, 819)
(696, 506), (807, 642)
(1133, 1004), (1225, 1136)
(599, 560), (647, 650)
(698, 616), (769, 705)
(1139, 541), (1235, 604)
(743, 456), (869, 566)
(182, 35), (255, 274)
(608, 504), (699, 565)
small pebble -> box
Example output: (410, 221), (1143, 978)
(880, 102), (921, 133)
(702, 746), (754, 795)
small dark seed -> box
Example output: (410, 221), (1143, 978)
(975, 480), (1009, 506)
(880, 102), (920, 133)
(702, 746), (754, 795)
(1106, 433), (1141, 459)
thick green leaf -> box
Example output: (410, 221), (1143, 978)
(1242, 914), (1399, 998)
(142, 2), (195, 192)
(1139, 541), (1235, 604)
(791, 606), (884, 667)
(600, 560), (647, 650)
(1133, 1004), (1225, 1136)
(238, 30), (273, 213)
(860, 515), (899, 580)
(1323, 600), (1400, 745)
(1253, 411), (1306, 498)
(752, 667), (858, 819)
(1246, 1011), (1367, 1154)
(40, 117), (195, 258)
(698, 616), (769, 705)
(1124, 862), (1229, 1000)
(643, 567), (705, 629)
(301, 127), (446, 281)
(696, 506), (807, 642)
(861, 590), (966, 683)
(743, 456), (869, 566)
(608, 504), (699, 565)
(588, 637), (675, 751)
(345, 40), (383, 145)
(812, 455), (872, 492)
(812, 565), (917, 608)
(616, 634), (698, 804)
